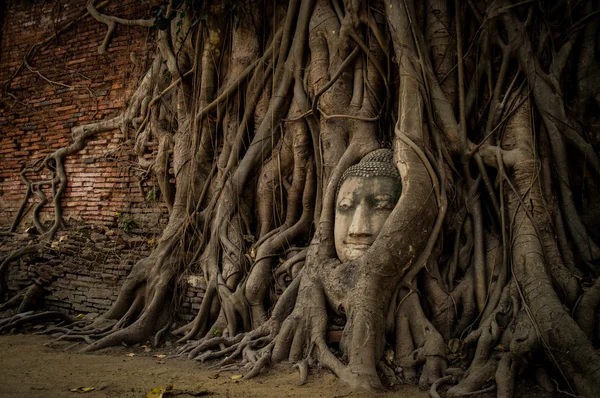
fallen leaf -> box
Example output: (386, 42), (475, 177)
(146, 384), (173, 398)
(126, 353), (136, 357)
(140, 345), (150, 349)
(146, 387), (165, 398)
(230, 375), (243, 381)
(70, 387), (95, 393)
(76, 314), (85, 319)
(154, 354), (167, 358)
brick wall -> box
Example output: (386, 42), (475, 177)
(0, 0), (169, 232)
(0, 1), (205, 319)
(1, 228), (205, 321)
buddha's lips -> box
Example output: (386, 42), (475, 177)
(343, 242), (372, 251)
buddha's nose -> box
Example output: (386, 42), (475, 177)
(348, 203), (372, 237)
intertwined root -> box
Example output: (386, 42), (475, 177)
(2, 0), (600, 395)
(176, 320), (282, 380)
(0, 311), (74, 335)
(174, 277), (335, 385)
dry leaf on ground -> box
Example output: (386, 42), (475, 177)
(70, 387), (95, 393)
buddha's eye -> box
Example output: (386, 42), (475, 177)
(373, 195), (395, 210)
(337, 198), (354, 212)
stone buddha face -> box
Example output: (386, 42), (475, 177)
(334, 150), (402, 263)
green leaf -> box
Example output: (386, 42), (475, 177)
(146, 188), (157, 202)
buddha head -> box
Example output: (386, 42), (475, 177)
(334, 149), (402, 262)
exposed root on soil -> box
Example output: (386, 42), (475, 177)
(0, 311), (74, 334)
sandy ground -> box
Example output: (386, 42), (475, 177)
(0, 334), (429, 398)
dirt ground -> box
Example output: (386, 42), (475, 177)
(0, 334), (429, 398)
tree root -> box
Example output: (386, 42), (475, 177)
(0, 245), (44, 300)
(3, 1), (599, 396)
(575, 277), (600, 342)
(0, 311), (74, 334)
(430, 375), (454, 398)
(394, 286), (447, 388)
(87, 0), (155, 55)
(293, 358), (309, 386)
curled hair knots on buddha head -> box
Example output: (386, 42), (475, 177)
(336, 149), (402, 198)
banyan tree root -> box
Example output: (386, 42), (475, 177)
(2, 0), (600, 395)
(0, 311), (74, 334)
(393, 287), (447, 389)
